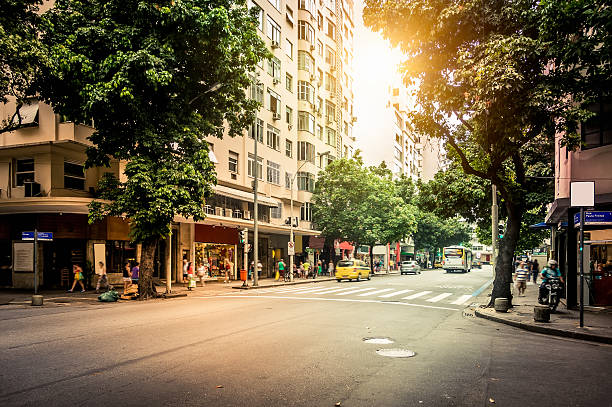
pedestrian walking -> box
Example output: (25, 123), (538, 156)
(298, 262), (304, 278)
(122, 262), (132, 293)
(68, 264), (86, 293)
(95, 261), (111, 293)
(328, 260), (334, 277)
(224, 259), (232, 283)
(197, 262), (206, 287)
(182, 258), (189, 283)
(131, 261), (140, 285)
(514, 261), (529, 296)
(257, 260), (263, 278)
(278, 259), (286, 280)
(531, 259), (540, 283)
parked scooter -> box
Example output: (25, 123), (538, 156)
(540, 277), (562, 312)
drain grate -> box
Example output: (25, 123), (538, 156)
(363, 337), (394, 344)
(376, 348), (416, 358)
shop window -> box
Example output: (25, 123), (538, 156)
(14, 158), (34, 186)
(64, 161), (86, 190)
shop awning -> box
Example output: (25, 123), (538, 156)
(339, 241), (353, 250)
(529, 222), (550, 230)
(213, 184), (279, 207)
(0, 197), (95, 215)
(308, 236), (325, 249)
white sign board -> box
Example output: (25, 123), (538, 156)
(13, 242), (34, 272)
(94, 244), (106, 275)
(287, 241), (295, 256)
(570, 181), (595, 207)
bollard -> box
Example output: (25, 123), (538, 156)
(494, 298), (510, 313)
(534, 305), (550, 322)
(31, 295), (43, 306)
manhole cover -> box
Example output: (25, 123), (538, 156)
(363, 337), (394, 344)
(376, 348), (416, 358)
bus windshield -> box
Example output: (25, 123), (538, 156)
(444, 248), (463, 257)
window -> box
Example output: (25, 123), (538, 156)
(298, 51), (314, 73)
(64, 161), (85, 190)
(301, 202), (312, 221)
(581, 100), (612, 149)
(325, 46), (335, 65)
(298, 0), (316, 15)
(266, 16), (281, 44)
(297, 172), (315, 192)
(317, 40), (323, 57)
(325, 19), (335, 38)
(267, 124), (280, 150)
(298, 21), (315, 43)
(285, 172), (292, 189)
(285, 139), (293, 157)
(297, 141), (315, 163)
(343, 121), (348, 135)
(317, 68), (323, 84)
(228, 151), (239, 173)
(15, 158), (34, 186)
(298, 111), (315, 134)
(285, 73), (293, 92)
(249, 118), (264, 142)
(270, 202), (282, 218)
(268, 0), (280, 11)
(285, 39), (293, 59)
(325, 73), (336, 93)
(319, 152), (334, 168)
(285, 106), (293, 125)
(325, 100), (336, 122)
(267, 57), (281, 80)
(248, 153), (263, 179)
(316, 124), (323, 140)
(326, 127), (336, 147)
(267, 88), (281, 113)
(249, 77), (264, 103)
(317, 12), (323, 29)
(267, 160), (281, 184)
(250, 2), (264, 31)
(298, 80), (315, 104)
(286, 6), (294, 26)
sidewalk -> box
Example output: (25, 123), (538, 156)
(474, 282), (612, 344)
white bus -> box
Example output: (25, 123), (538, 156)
(442, 246), (473, 273)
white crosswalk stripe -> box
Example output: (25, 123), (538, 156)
(311, 287), (357, 295)
(357, 288), (394, 297)
(336, 287), (379, 296)
(402, 291), (432, 300)
(294, 286), (342, 294)
(378, 289), (414, 298)
(451, 294), (473, 305)
(426, 293), (453, 303)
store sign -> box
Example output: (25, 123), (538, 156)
(573, 211), (612, 227)
(13, 242), (34, 272)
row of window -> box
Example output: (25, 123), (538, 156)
(12, 158), (86, 190)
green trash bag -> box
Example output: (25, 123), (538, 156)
(98, 290), (119, 302)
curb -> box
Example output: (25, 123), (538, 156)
(232, 277), (335, 290)
(474, 308), (612, 344)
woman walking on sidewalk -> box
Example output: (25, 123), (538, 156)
(122, 262), (132, 293)
(68, 264), (86, 293)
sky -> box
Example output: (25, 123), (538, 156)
(352, 0), (404, 166)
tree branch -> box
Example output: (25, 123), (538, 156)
(446, 136), (489, 180)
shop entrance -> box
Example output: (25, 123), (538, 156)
(195, 243), (236, 279)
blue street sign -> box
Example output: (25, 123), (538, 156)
(573, 211), (612, 227)
(22, 231), (53, 241)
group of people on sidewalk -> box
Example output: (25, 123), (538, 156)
(271, 259), (335, 281)
(66, 260), (139, 294)
(513, 258), (564, 302)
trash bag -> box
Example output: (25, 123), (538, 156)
(98, 290), (119, 302)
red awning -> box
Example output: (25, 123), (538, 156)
(339, 241), (353, 250)
(195, 224), (239, 245)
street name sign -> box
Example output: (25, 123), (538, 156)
(22, 231), (53, 241)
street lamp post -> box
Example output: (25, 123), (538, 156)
(289, 151), (330, 282)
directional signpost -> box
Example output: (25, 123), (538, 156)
(22, 230), (53, 296)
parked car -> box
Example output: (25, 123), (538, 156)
(473, 259), (482, 269)
(434, 261), (442, 269)
(335, 259), (371, 282)
(400, 260), (421, 275)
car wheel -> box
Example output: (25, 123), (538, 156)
(367, 274), (371, 280)
(356, 274), (361, 282)
(337, 279), (342, 282)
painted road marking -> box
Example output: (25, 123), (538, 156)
(426, 293), (453, 303)
(452, 294), (473, 305)
(336, 287), (379, 296)
(402, 291), (432, 300)
(378, 289), (414, 298)
(214, 295), (460, 311)
(294, 286), (342, 294)
(357, 288), (394, 297)
(311, 287), (357, 295)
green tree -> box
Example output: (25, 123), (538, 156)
(0, 0), (46, 134)
(40, 0), (268, 298)
(363, 0), (592, 304)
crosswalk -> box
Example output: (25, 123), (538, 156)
(232, 284), (476, 307)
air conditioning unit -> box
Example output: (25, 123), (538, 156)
(244, 210), (251, 220)
(310, 44), (315, 51)
(310, 74), (316, 82)
(24, 181), (41, 197)
(272, 113), (281, 120)
(231, 173), (237, 180)
(271, 40), (280, 49)
(288, 124), (293, 130)
(225, 208), (233, 217)
(215, 207), (223, 216)
(273, 77), (280, 85)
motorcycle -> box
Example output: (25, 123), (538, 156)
(540, 277), (562, 312)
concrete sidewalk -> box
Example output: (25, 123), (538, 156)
(474, 282), (612, 344)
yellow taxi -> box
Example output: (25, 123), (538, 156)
(335, 259), (371, 282)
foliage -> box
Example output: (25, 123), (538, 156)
(39, 0), (268, 298)
(0, 0), (46, 134)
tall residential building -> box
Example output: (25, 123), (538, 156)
(0, 0), (357, 289)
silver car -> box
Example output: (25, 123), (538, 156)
(400, 261), (421, 275)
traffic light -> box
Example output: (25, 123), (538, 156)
(498, 223), (505, 239)
(239, 228), (248, 244)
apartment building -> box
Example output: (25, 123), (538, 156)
(0, 0), (357, 289)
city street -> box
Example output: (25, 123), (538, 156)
(1, 266), (611, 406)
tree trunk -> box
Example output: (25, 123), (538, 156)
(488, 200), (523, 307)
(139, 238), (159, 299)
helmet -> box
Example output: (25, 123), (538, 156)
(548, 260), (558, 267)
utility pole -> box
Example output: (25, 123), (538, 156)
(253, 134), (259, 287)
(491, 184), (498, 275)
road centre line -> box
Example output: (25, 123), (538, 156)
(402, 291), (432, 300)
(451, 294), (473, 305)
(426, 293), (453, 303)
(378, 289), (414, 298)
(357, 288), (394, 297)
(335, 287), (379, 296)
(215, 295), (460, 311)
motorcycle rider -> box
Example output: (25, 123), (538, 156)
(538, 259), (564, 304)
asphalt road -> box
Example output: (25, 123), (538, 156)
(1, 266), (611, 407)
